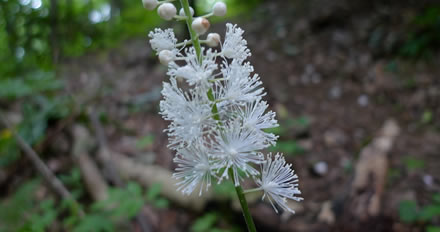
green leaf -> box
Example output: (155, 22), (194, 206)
(403, 157), (425, 170)
(153, 198), (170, 209)
(136, 135), (155, 149)
(293, 116), (310, 128)
(0, 129), (20, 167)
(213, 181), (235, 198)
(422, 110), (433, 124)
(207, 88), (215, 101)
(92, 183), (145, 220)
(433, 194), (440, 204)
(427, 226), (440, 232)
(263, 126), (283, 136)
(0, 72), (61, 99)
(191, 212), (218, 232)
(419, 205), (440, 221)
(269, 141), (305, 156)
(73, 214), (114, 232)
(399, 200), (419, 223)
(146, 183), (162, 202)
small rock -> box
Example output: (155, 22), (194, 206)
(357, 94), (369, 107)
(266, 51), (277, 62)
(318, 201), (335, 224)
(281, 201), (305, 222)
(314, 161), (328, 176)
(423, 175), (434, 189)
(324, 128), (348, 147)
(311, 73), (322, 84)
(298, 139), (313, 150)
(329, 85), (342, 99)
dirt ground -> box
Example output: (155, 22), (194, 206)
(57, 0), (440, 231)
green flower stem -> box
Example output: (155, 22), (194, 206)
(243, 187), (263, 194)
(179, 1), (257, 230)
(229, 168), (257, 232)
(180, 0), (202, 62)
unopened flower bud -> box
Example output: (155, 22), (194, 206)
(192, 17), (210, 35)
(142, 0), (158, 10)
(206, 33), (221, 47)
(158, 3), (177, 21)
(212, 2), (227, 17)
(179, 6), (194, 17)
(158, 50), (174, 65)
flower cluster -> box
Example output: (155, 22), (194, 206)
(145, 0), (303, 214)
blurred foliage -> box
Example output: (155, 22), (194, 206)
(399, 194), (440, 230)
(213, 180), (236, 199)
(403, 156), (425, 171)
(136, 134), (155, 150)
(400, 6), (440, 58)
(59, 168), (85, 199)
(0, 178), (161, 231)
(0, 94), (73, 167)
(266, 116), (309, 156)
(191, 212), (240, 232)
(0, 0), (162, 78)
(0, 179), (58, 232)
(145, 182), (170, 209)
(0, 0), (260, 78)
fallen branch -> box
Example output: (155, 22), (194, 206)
(0, 112), (85, 217)
(88, 109), (152, 232)
(72, 124), (108, 201)
(113, 152), (213, 211)
(350, 119), (400, 220)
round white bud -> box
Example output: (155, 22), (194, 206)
(142, 0), (158, 10)
(158, 50), (174, 65)
(212, 2), (227, 17)
(179, 6), (194, 17)
(192, 17), (210, 35)
(157, 3), (177, 21)
(206, 33), (221, 47)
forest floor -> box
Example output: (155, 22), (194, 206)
(5, 0), (439, 231)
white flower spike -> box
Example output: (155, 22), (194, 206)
(146, 0), (302, 217)
(256, 153), (303, 214)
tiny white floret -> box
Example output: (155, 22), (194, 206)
(148, 28), (178, 54)
(212, 2), (227, 17)
(206, 33), (221, 47)
(192, 17), (210, 35)
(142, 0), (158, 10)
(179, 6), (194, 16)
(173, 143), (214, 196)
(158, 3), (177, 21)
(158, 50), (175, 65)
(256, 153), (303, 214)
(222, 23), (251, 61)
